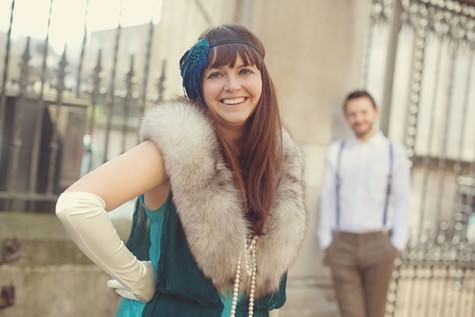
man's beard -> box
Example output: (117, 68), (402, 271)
(353, 124), (373, 138)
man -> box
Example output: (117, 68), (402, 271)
(318, 90), (410, 317)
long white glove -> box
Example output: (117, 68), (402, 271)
(56, 191), (155, 302)
(107, 278), (141, 300)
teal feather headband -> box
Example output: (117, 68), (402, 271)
(179, 38), (262, 102)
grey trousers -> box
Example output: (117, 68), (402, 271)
(324, 231), (398, 317)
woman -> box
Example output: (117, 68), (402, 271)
(56, 24), (306, 317)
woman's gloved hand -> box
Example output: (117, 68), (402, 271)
(106, 271), (154, 301)
(56, 191), (156, 302)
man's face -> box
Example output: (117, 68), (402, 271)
(344, 96), (379, 139)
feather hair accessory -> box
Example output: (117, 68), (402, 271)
(179, 38), (210, 102)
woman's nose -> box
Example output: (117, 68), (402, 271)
(224, 75), (241, 91)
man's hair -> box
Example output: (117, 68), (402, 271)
(343, 89), (377, 113)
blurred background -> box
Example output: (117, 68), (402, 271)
(0, 0), (475, 316)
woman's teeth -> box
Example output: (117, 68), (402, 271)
(221, 97), (245, 105)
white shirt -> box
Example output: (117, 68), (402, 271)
(317, 132), (411, 251)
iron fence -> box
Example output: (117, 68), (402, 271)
(389, 236), (475, 317)
(365, 0), (475, 315)
(0, 0), (168, 212)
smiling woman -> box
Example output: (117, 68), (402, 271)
(202, 56), (262, 131)
(55, 24), (307, 317)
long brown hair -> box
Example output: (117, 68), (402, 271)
(196, 24), (282, 235)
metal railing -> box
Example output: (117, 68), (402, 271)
(364, 1), (475, 315)
(388, 230), (475, 316)
(0, 1), (167, 212)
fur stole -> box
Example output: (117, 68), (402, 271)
(140, 101), (307, 297)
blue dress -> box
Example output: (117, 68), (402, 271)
(116, 195), (240, 316)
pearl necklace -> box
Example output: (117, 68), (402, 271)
(230, 236), (257, 317)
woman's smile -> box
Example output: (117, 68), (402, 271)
(220, 97), (248, 105)
(202, 54), (262, 128)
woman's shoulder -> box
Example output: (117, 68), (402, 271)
(140, 100), (218, 159)
(142, 100), (208, 133)
(140, 101), (220, 184)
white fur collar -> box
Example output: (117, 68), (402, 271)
(141, 101), (307, 296)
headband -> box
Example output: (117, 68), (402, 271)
(209, 39), (262, 55)
(179, 38), (262, 101)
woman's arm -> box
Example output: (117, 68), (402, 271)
(56, 141), (167, 302)
(66, 141), (168, 210)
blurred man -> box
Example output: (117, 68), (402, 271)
(318, 90), (411, 317)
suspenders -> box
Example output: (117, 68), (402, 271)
(382, 142), (394, 226)
(335, 141), (345, 229)
(335, 140), (394, 229)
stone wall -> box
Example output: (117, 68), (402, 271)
(0, 213), (119, 317)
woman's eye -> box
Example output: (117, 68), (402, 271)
(207, 71), (222, 79)
(240, 68), (253, 75)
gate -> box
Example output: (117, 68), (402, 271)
(0, 0), (174, 212)
(0, 0), (225, 213)
(364, 0), (475, 315)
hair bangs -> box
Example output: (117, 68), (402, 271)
(208, 44), (262, 69)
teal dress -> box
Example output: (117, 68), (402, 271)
(116, 195), (241, 317)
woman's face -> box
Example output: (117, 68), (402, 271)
(202, 54), (262, 129)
